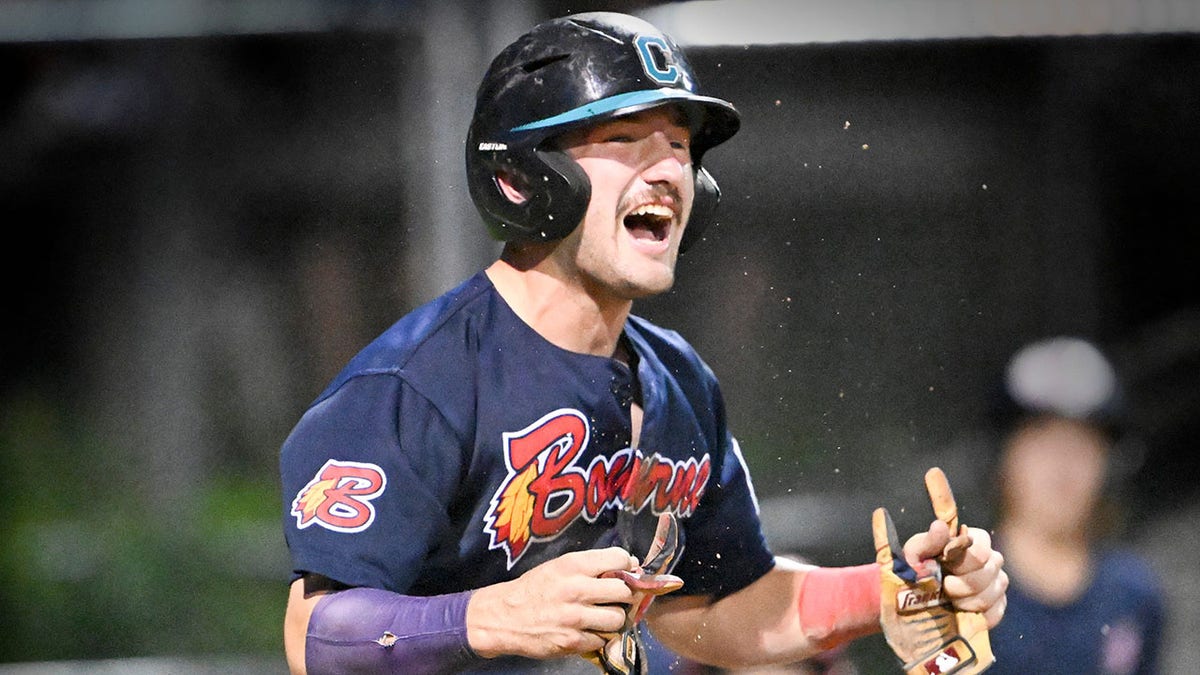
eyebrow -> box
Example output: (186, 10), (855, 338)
(615, 106), (690, 128)
(553, 108), (691, 150)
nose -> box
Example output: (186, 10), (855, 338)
(639, 131), (688, 185)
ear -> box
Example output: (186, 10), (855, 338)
(495, 170), (530, 205)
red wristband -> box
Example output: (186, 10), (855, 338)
(795, 563), (881, 650)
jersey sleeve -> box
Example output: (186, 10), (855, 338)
(280, 373), (466, 592)
(674, 429), (777, 600)
(668, 358), (776, 599)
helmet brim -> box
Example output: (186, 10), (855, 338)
(511, 88), (739, 158)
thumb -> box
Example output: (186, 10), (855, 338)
(903, 519), (951, 568)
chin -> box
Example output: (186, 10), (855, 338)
(626, 271), (676, 299)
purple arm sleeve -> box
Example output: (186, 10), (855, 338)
(305, 587), (481, 675)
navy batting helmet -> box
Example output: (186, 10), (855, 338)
(465, 11), (740, 250)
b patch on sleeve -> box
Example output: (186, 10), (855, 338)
(291, 459), (387, 533)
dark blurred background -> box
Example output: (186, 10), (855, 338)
(1, 0), (1197, 672)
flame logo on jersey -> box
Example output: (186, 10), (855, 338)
(291, 459), (387, 533)
(483, 408), (711, 568)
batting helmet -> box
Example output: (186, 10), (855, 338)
(465, 11), (740, 250)
(994, 336), (1126, 438)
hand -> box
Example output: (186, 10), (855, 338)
(587, 513), (684, 674)
(877, 468), (1004, 674)
(904, 523), (1008, 629)
(902, 506), (1008, 629)
(465, 547), (640, 660)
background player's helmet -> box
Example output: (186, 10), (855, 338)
(466, 11), (740, 250)
(992, 336), (1126, 439)
(984, 336), (1123, 456)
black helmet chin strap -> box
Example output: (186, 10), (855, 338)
(681, 166), (721, 253)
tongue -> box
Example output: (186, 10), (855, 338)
(629, 225), (658, 241)
(625, 216), (663, 241)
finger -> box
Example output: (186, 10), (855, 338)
(965, 525), (994, 551)
(874, 507), (921, 583)
(982, 591), (1008, 629)
(942, 527), (995, 576)
(943, 573), (1003, 611)
(580, 603), (631, 635)
(949, 568), (1009, 629)
(943, 553), (1007, 605)
(924, 466), (959, 531)
(903, 519), (951, 567)
(941, 526), (973, 568)
(578, 575), (638, 605)
(872, 507), (894, 566)
(564, 547), (640, 576)
(601, 570), (684, 596)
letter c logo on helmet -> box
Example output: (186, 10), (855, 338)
(634, 35), (684, 87)
(465, 11), (740, 250)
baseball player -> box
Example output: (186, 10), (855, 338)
(986, 338), (1164, 673)
(280, 11), (1007, 674)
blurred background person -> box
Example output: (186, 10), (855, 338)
(987, 337), (1165, 674)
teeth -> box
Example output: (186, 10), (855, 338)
(630, 204), (673, 218)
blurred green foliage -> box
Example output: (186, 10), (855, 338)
(0, 390), (285, 663)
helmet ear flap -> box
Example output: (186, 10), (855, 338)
(680, 166), (721, 252)
(531, 148), (591, 240)
(467, 140), (591, 243)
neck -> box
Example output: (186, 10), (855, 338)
(1001, 519), (1088, 555)
(998, 519), (1092, 604)
(486, 255), (632, 358)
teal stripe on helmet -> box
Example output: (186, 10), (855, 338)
(510, 89), (695, 134)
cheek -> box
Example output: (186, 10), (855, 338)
(576, 157), (629, 201)
(1003, 443), (1105, 510)
(680, 171), (696, 214)
(1004, 460), (1053, 505)
(1002, 443), (1066, 500)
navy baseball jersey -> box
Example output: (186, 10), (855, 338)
(280, 270), (774, 608)
(989, 548), (1164, 675)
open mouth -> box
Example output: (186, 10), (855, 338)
(623, 203), (674, 242)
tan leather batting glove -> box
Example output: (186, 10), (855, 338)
(872, 468), (995, 675)
(585, 512), (683, 675)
